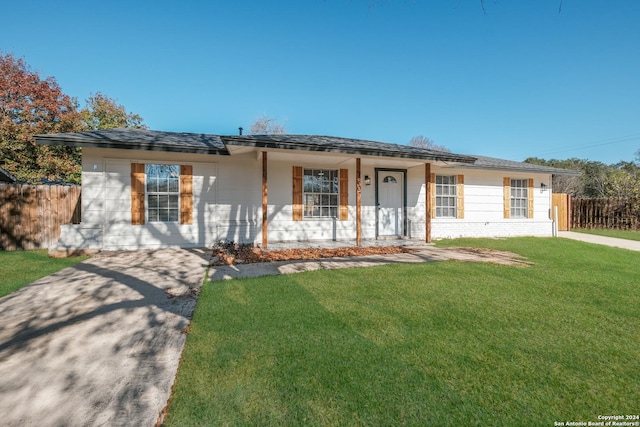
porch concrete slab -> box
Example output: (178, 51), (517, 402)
(208, 245), (528, 281)
(0, 248), (209, 427)
(559, 231), (640, 252)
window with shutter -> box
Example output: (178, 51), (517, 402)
(293, 167), (348, 220)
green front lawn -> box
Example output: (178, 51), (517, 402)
(165, 237), (640, 426)
(0, 250), (90, 298)
(574, 227), (640, 242)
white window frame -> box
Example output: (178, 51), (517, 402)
(510, 179), (528, 218)
(146, 164), (180, 223)
(303, 168), (339, 219)
(435, 175), (457, 218)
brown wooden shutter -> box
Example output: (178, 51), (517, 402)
(292, 166), (303, 221)
(180, 165), (193, 225)
(339, 169), (348, 221)
(457, 174), (465, 219)
(430, 173), (436, 219)
(527, 178), (534, 219)
(503, 177), (511, 219)
(131, 163), (145, 225)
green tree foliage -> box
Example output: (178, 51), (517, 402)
(80, 92), (146, 131)
(1, 53), (146, 183)
(0, 53), (83, 183)
(524, 156), (640, 198)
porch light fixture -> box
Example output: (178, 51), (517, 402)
(540, 183), (547, 193)
(364, 175), (371, 185)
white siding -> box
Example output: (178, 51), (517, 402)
(54, 148), (555, 251)
(57, 147), (223, 250)
(267, 159), (359, 242)
(428, 168), (553, 240)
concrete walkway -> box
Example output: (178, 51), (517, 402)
(0, 248), (209, 427)
(208, 245), (532, 281)
(558, 231), (640, 252)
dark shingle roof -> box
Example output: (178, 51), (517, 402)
(35, 128), (578, 175)
(0, 166), (17, 183)
(452, 155), (581, 176)
(35, 128), (228, 155)
(221, 134), (477, 163)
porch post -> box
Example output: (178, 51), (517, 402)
(425, 163), (432, 243)
(356, 158), (362, 247)
(262, 151), (268, 248)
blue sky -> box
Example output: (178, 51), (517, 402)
(4, 0), (640, 164)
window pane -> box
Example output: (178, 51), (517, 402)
(302, 168), (340, 218)
(146, 164), (180, 223)
(303, 176), (313, 192)
(148, 195), (158, 209)
(330, 207), (337, 217)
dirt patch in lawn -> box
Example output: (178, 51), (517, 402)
(210, 242), (532, 267)
(444, 247), (533, 267)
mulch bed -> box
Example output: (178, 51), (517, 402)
(210, 241), (417, 266)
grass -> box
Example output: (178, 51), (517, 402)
(574, 227), (640, 242)
(164, 237), (640, 426)
(0, 250), (90, 298)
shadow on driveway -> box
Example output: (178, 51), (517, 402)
(0, 248), (209, 427)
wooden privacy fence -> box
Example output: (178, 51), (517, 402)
(571, 197), (640, 230)
(552, 193), (571, 231)
(0, 183), (81, 250)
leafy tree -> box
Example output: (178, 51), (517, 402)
(408, 135), (450, 152)
(80, 92), (146, 130)
(524, 156), (640, 198)
(1, 54), (147, 183)
(250, 114), (286, 135)
(605, 161), (640, 198)
(524, 157), (585, 196)
(0, 53), (83, 183)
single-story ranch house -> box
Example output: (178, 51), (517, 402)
(36, 129), (579, 252)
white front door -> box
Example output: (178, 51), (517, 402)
(377, 171), (404, 237)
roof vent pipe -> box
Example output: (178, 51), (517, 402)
(238, 127), (243, 136)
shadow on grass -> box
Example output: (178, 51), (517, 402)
(166, 272), (496, 426)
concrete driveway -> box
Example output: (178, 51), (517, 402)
(0, 248), (210, 427)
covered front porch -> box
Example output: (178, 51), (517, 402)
(232, 144), (463, 249)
